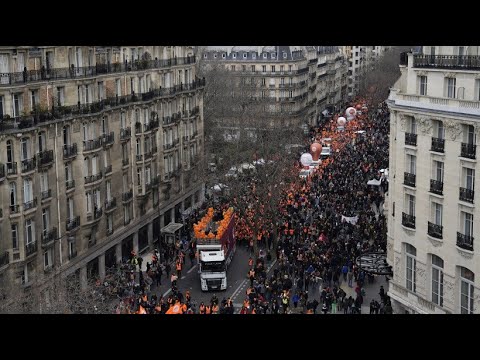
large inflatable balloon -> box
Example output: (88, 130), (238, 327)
(355, 104), (362, 110)
(346, 107), (356, 121)
(337, 117), (346, 126)
(300, 153), (313, 167)
(310, 142), (322, 161)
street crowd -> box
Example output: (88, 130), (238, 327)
(110, 97), (394, 314)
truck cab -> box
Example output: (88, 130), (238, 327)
(199, 250), (227, 291)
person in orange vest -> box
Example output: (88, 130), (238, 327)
(248, 269), (255, 287)
(248, 257), (254, 267)
(205, 304), (211, 314)
(212, 303), (219, 314)
(199, 302), (206, 314)
(181, 302), (187, 313)
(185, 290), (191, 303)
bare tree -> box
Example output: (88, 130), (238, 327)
(357, 46), (411, 106)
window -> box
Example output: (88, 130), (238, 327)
(86, 191), (92, 213)
(44, 249), (53, 269)
(406, 194), (415, 216)
(38, 131), (46, 153)
(243, 53), (247, 58)
(232, 53), (236, 59)
(464, 124), (475, 145)
(432, 202), (442, 226)
(124, 204), (131, 224)
(123, 173), (129, 193)
(137, 168), (142, 186)
(221, 53), (226, 59)
(419, 76), (427, 96)
(263, 53), (267, 59)
(431, 255), (444, 307)
(463, 167), (475, 191)
(283, 52), (287, 59)
(12, 93), (24, 117)
(242, 65), (246, 72)
(30, 90), (39, 109)
(289, 65), (292, 72)
(67, 197), (74, 220)
(262, 65), (266, 73)
(460, 267), (474, 314)
(68, 240), (76, 259)
(433, 160), (443, 182)
(446, 77), (456, 98)
(406, 154), (416, 174)
(98, 81), (104, 100)
(116, 79), (121, 97)
(462, 212), (473, 237)
(203, 53), (207, 59)
(435, 120), (444, 139)
(408, 117), (416, 134)
(271, 53), (276, 59)
(430, 46), (435, 56)
(405, 243), (417, 292)
(25, 219), (35, 245)
(20, 137), (30, 161)
(289, 77), (292, 85)
(261, 78), (266, 86)
(65, 163), (72, 182)
(251, 65), (255, 72)
(11, 224), (18, 250)
(0, 95), (4, 118)
(271, 65), (276, 73)
(355, 60), (359, 65)
(93, 188), (101, 209)
(106, 180), (112, 201)
(23, 178), (33, 203)
(42, 208), (50, 236)
(107, 214), (113, 234)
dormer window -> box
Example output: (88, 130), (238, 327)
(214, 54), (217, 58)
(271, 53), (276, 59)
(283, 52), (287, 59)
(243, 53), (247, 58)
(263, 53), (267, 59)
(252, 53), (256, 59)
(233, 53), (237, 59)
(222, 53), (226, 59)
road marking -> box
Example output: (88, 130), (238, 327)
(162, 288), (171, 297)
(187, 264), (198, 274)
(181, 276), (186, 279)
(230, 278), (248, 301)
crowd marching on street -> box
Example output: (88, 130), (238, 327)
(109, 96), (394, 314)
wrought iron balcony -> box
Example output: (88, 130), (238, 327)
(24, 198), (37, 211)
(135, 122), (142, 134)
(21, 158), (36, 173)
(402, 212), (416, 229)
(102, 132), (114, 146)
(66, 216), (80, 231)
(404, 172), (416, 187)
(190, 106), (200, 116)
(63, 144), (77, 159)
(66, 179), (75, 190)
(106, 228), (114, 236)
(0, 251), (9, 267)
(122, 189), (133, 202)
(430, 179), (443, 195)
(136, 154), (143, 162)
(105, 165), (112, 175)
(163, 143), (174, 151)
(105, 197), (117, 211)
(191, 131), (198, 138)
(25, 242), (37, 257)
(6, 162), (17, 175)
(461, 143), (476, 159)
(0, 163), (5, 180)
(182, 135), (189, 142)
(0, 56), (197, 87)
(37, 150), (54, 167)
(151, 175), (160, 187)
(41, 189), (52, 200)
(41, 228), (57, 245)
(413, 54), (480, 70)
(120, 127), (131, 141)
(428, 222), (443, 239)
(405, 133), (417, 146)
(10, 204), (20, 214)
(84, 172), (103, 184)
(145, 182), (153, 193)
(457, 232), (474, 251)
(122, 158), (129, 166)
(162, 116), (173, 126)
(83, 138), (102, 152)
(89, 207), (102, 220)
(148, 119), (159, 130)
(431, 137), (445, 153)
(459, 187), (474, 203)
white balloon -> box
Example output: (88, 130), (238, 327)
(346, 107), (357, 118)
(300, 153), (313, 167)
(337, 117), (346, 126)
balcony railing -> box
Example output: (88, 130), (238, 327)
(83, 138), (102, 152)
(461, 143), (476, 159)
(144, 151), (152, 160)
(21, 158), (36, 173)
(66, 179), (75, 190)
(63, 144), (77, 159)
(37, 150), (54, 167)
(23, 198), (37, 211)
(102, 132), (114, 146)
(430, 179), (443, 195)
(66, 216), (80, 231)
(459, 187), (474, 203)
(120, 127), (131, 141)
(0, 251), (9, 267)
(41, 189), (52, 200)
(6, 162), (17, 175)
(41, 228), (57, 245)
(0, 56), (196, 87)
(122, 158), (129, 166)
(163, 143), (175, 151)
(0, 163), (5, 180)
(105, 197), (117, 211)
(405, 133), (417, 146)
(136, 154), (143, 162)
(148, 119), (159, 130)
(122, 189), (133, 202)
(105, 165), (112, 175)
(428, 222), (443, 239)
(404, 172), (416, 187)
(25, 242), (37, 257)
(431, 138), (445, 153)
(413, 55), (480, 70)
(457, 232), (474, 251)
(84, 172), (103, 184)
(402, 212), (416, 229)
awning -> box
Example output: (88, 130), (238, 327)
(161, 222), (183, 234)
(367, 179), (382, 186)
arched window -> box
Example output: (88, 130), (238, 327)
(9, 182), (17, 208)
(459, 267), (475, 314)
(6, 140), (13, 164)
(405, 243), (416, 292)
(431, 254), (444, 306)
